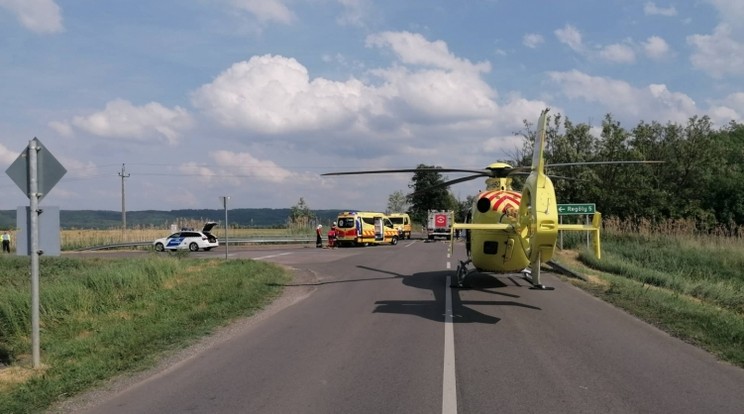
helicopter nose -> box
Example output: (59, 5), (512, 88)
(477, 197), (491, 213)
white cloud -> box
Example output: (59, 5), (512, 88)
(336, 0), (370, 27)
(365, 31), (491, 73)
(643, 2), (677, 17)
(0, 142), (18, 165)
(548, 70), (697, 123)
(56, 157), (99, 179)
(371, 65), (498, 122)
(229, 0), (295, 24)
(642, 36), (671, 60)
(191, 55), (369, 134)
(63, 99), (193, 145)
(192, 32), (504, 137)
(706, 0), (744, 25)
(179, 162), (218, 183)
(707, 92), (744, 125)
(210, 150), (294, 183)
(599, 43), (636, 64)
(48, 120), (73, 137)
(554, 24), (584, 52)
(0, 0), (63, 34)
(522, 33), (544, 49)
(688, 24), (744, 78)
(175, 150), (310, 195)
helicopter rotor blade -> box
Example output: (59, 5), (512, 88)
(545, 160), (663, 168)
(407, 174), (487, 197)
(322, 167), (491, 176)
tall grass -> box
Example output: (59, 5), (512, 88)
(4, 218), (318, 252)
(59, 226), (305, 250)
(594, 218), (744, 313)
(558, 217), (744, 367)
(60, 226), (314, 250)
(0, 254), (290, 414)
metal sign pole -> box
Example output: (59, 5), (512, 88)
(29, 139), (41, 368)
(224, 197), (228, 259)
(6, 137), (66, 369)
(220, 196), (230, 259)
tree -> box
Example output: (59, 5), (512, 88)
(287, 197), (315, 230)
(406, 164), (450, 225)
(455, 195), (476, 222)
(707, 121), (744, 227)
(386, 191), (409, 214)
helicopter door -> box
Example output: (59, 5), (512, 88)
(504, 238), (515, 260)
(374, 217), (384, 242)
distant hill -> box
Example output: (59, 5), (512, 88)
(0, 208), (343, 229)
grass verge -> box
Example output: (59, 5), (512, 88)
(553, 246), (744, 369)
(0, 254), (290, 414)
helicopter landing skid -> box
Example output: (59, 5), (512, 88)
(521, 268), (555, 290)
(451, 259), (474, 288)
(529, 284), (555, 290)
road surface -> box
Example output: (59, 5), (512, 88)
(54, 240), (744, 413)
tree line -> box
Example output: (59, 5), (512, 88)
(395, 113), (744, 233)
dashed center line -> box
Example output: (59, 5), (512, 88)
(442, 276), (457, 414)
(253, 252), (292, 260)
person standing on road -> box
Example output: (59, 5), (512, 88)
(2, 231), (10, 253)
(327, 223), (337, 249)
(316, 224), (323, 248)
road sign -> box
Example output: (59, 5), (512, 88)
(5, 138), (67, 369)
(6, 137), (66, 200)
(557, 203), (596, 215)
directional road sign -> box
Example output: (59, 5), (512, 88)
(557, 203), (596, 215)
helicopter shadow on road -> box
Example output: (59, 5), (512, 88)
(359, 265), (541, 325)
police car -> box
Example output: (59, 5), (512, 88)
(153, 222), (219, 252)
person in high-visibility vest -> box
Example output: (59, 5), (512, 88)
(327, 223), (337, 249)
(1, 231), (10, 253)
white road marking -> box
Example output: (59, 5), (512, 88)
(442, 276), (458, 414)
(253, 252), (292, 260)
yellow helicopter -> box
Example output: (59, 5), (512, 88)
(324, 109), (658, 290)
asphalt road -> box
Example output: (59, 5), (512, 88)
(54, 240), (744, 413)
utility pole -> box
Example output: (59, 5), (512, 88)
(119, 163), (130, 232)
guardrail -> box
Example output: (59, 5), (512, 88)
(76, 237), (315, 251)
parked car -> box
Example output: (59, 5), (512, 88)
(153, 222), (219, 252)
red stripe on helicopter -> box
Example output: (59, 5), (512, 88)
(484, 191), (521, 212)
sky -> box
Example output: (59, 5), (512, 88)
(1, 0), (742, 215)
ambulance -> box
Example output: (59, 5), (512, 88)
(387, 213), (412, 239)
(334, 211), (400, 247)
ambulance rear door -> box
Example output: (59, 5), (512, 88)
(374, 216), (384, 242)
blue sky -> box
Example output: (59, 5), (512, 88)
(1, 0), (742, 214)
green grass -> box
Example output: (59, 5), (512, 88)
(0, 254), (290, 414)
(554, 231), (744, 368)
